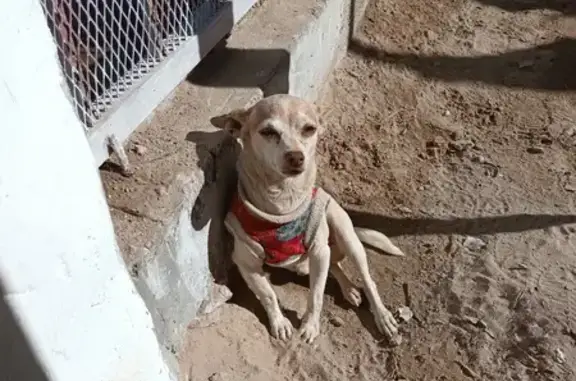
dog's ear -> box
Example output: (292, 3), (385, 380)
(210, 108), (250, 138)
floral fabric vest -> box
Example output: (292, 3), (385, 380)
(230, 188), (324, 265)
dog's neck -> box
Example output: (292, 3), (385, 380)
(237, 150), (317, 216)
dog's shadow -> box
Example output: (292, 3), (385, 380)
(186, 129), (239, 286)
(270, 267), (389, 342)
(227, 264), (387, 342)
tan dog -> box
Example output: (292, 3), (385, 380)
(211, 94), (404, 345)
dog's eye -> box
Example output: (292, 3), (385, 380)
(302, 124), (317, 137)
(259, 127), (280, 139)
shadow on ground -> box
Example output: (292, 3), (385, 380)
(187, 44), (290, 96)
(474, 0), (576, 15)
(186, 130), (240, 285)
(226, 264), (389, 344)
(347, 210), (576, 237)
(0, 279), (50, 381)
(349, 37), (576, 91)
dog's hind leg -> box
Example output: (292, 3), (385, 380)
(327, 202), (401, 345)
(330, 246), (362, 307)
(330, 261), (362, 307)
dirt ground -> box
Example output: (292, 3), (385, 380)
(183, 0), (576, 380)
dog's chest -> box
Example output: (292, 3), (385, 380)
(230, 188), (329, 265)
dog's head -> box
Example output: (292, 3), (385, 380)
(210, 94), (322, 178)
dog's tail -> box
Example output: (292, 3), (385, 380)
(354, 227), (405, 257)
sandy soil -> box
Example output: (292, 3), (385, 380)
(183, 0), (576, 380)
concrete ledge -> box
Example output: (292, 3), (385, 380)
(100, 0), (367, 377)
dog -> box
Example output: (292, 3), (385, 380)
(210, 94), (405, 345)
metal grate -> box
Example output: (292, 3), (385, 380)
(40, 0), (226, 129)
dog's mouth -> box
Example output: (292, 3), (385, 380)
(282, 167), (305, 176)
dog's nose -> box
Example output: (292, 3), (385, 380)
(285, 151), (304, 167)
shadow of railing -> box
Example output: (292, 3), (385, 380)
(349, 37), (576, 91)
(346, 210), (576, 237)
(474, 0), (576, 15)
(0, 278), (50, 381)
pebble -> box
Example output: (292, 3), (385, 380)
(155, 186), (168, 197)
(463, 236), (487, 252)
(548, 121), (575, 138)
(456, 361), (479, 379)
(449, 140), (473, 152)
(553, 348), (566, 364)
(518, 59), (535, 69)
(526, 146), (544, 154)
(424, 29), (437, 40)
(397, 306), (414, 323)
(133, 144), (148, 156)
(450, 130), (464, 140)
(471, 155), (486, 164)
(397, 205), (413, 214)
(329, 316), (345, 327)
(389, 334), (403, 347)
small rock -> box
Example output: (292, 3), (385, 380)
(426, 136), (445, 148)
(527, 146), (544, 154)
(389, 334), (403, 347)
(396, 306), (414, 323)
(518, 59), (535, 69)
(443, 110), (451, 117)
(155, 186), (168, 197)
(456, 360), (479, 379)
(133, 144), (147, 156)
(475, 319), (488, 329)
(463, 236), (487, 251)
(564, 183), (576, 193)
(553, 348), (566, 364)
(329, 316), (344, 327)
(462, 315), (486, 329)
(547, 121), (575, 138)
(424, 30), (437, 40)
(397, 205), (413, 214)
(471, 155), (486, 164)
(449, 140), (473, 152)
(450, 130), (465, 141)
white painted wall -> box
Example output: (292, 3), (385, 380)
(0, 2), (173, 380)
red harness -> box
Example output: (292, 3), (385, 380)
(231, 188), (320, 265)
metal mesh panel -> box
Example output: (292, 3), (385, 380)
(40, 0), (226, 129)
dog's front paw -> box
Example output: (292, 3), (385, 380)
(270, 315), (293, 341)
(299, 317), (321, 344)
(373, 307), (402, 345)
